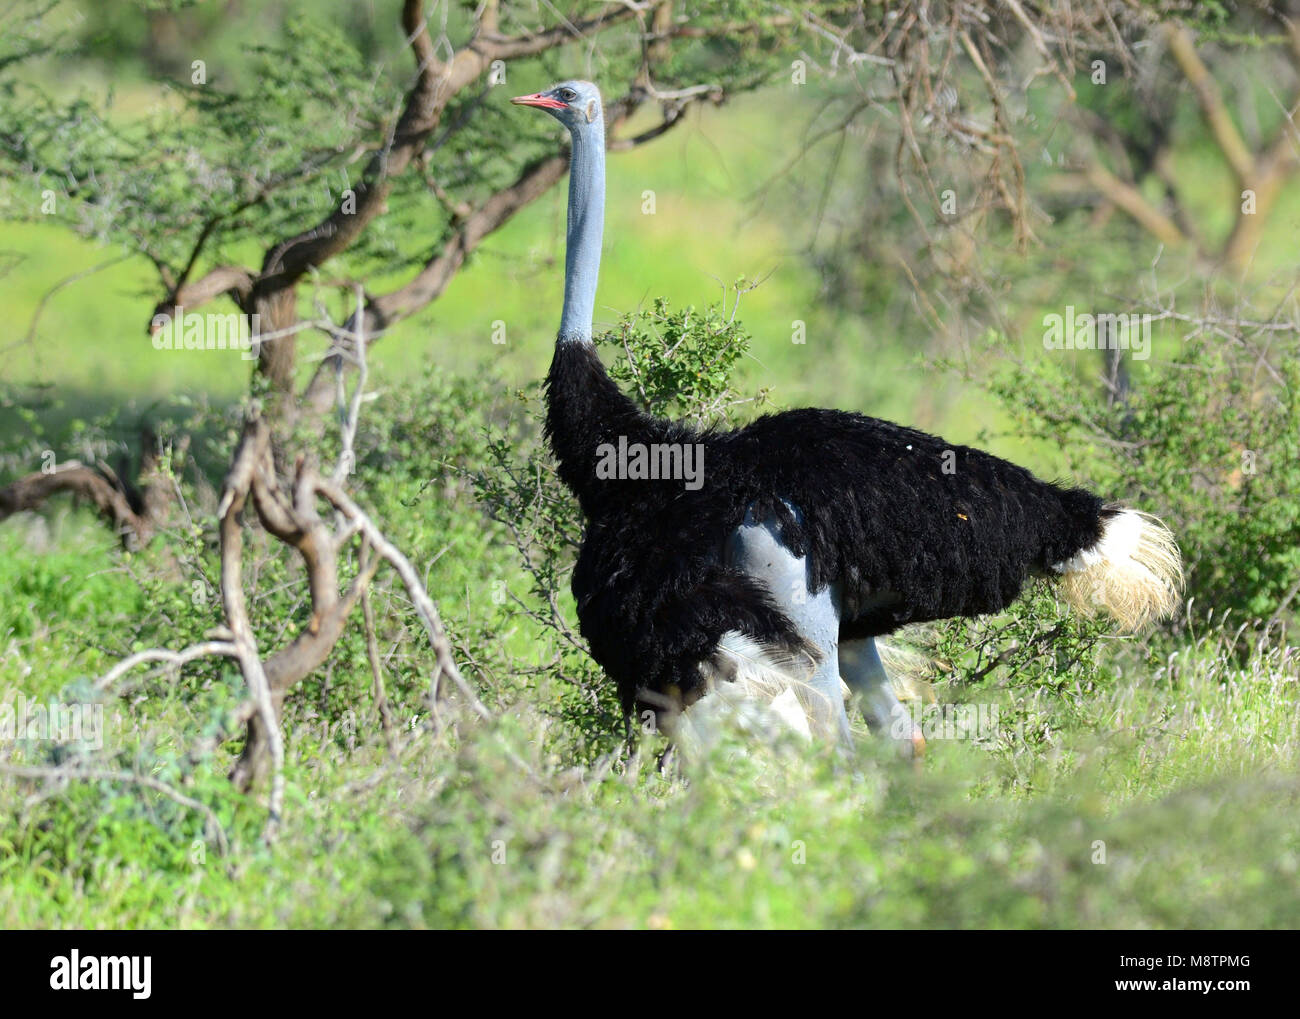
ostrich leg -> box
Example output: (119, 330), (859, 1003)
(725, 504), (854, 747)
(840, 637), (925, 758)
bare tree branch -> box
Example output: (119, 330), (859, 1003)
(1165, 22), (1257, 186)
(1081, 161), (1189, 249)
(0, 461), (152, 548)
(94, 640), (239, 692)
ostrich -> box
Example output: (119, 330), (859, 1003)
(511, 81), (1183, 754)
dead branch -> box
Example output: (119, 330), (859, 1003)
(221, 409), (477, 793)
(1081, 161), (1189, 249)
(94, 640), (239, 693)
(1165, 22), (1257, 187)
(313, 475), (488, 722)
(0, 424), (190, 550)
(361, 582), (399, 758)
(216, 416), (287, 836)
(0, 462), (151, 549)
(221, 294), (479, 801)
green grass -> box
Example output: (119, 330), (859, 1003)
(2, 536), (1296, 929)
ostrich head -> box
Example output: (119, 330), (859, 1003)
(510, 80), (604, 132)
(511, 81), (606, 344)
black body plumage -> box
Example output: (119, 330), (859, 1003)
(546, 341), (1110, 714)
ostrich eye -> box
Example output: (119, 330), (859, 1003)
(558, 88), (577, 102)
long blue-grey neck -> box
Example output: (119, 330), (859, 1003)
(558, 113), (605, 344)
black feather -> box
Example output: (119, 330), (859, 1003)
(546, 341), (1106, 714)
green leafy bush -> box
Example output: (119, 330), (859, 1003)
(975, 318), (1300, 626)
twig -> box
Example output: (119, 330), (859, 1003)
(314, 478), (490, 721)
(94, 640), (238, 692)
(332, 285), (369, 485)
(361, 580), (399, 758)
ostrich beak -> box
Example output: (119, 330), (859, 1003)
(511, 92), (567, 110)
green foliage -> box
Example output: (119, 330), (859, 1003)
(599, 295), (769, 424)
(975, 319), (1300, 625)
(0, 530), (146, 640)
(929, 585), (1111, 774)
(0, 0), (807, 289)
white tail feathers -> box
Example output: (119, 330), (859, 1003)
(1053, 509), (1184, 632)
